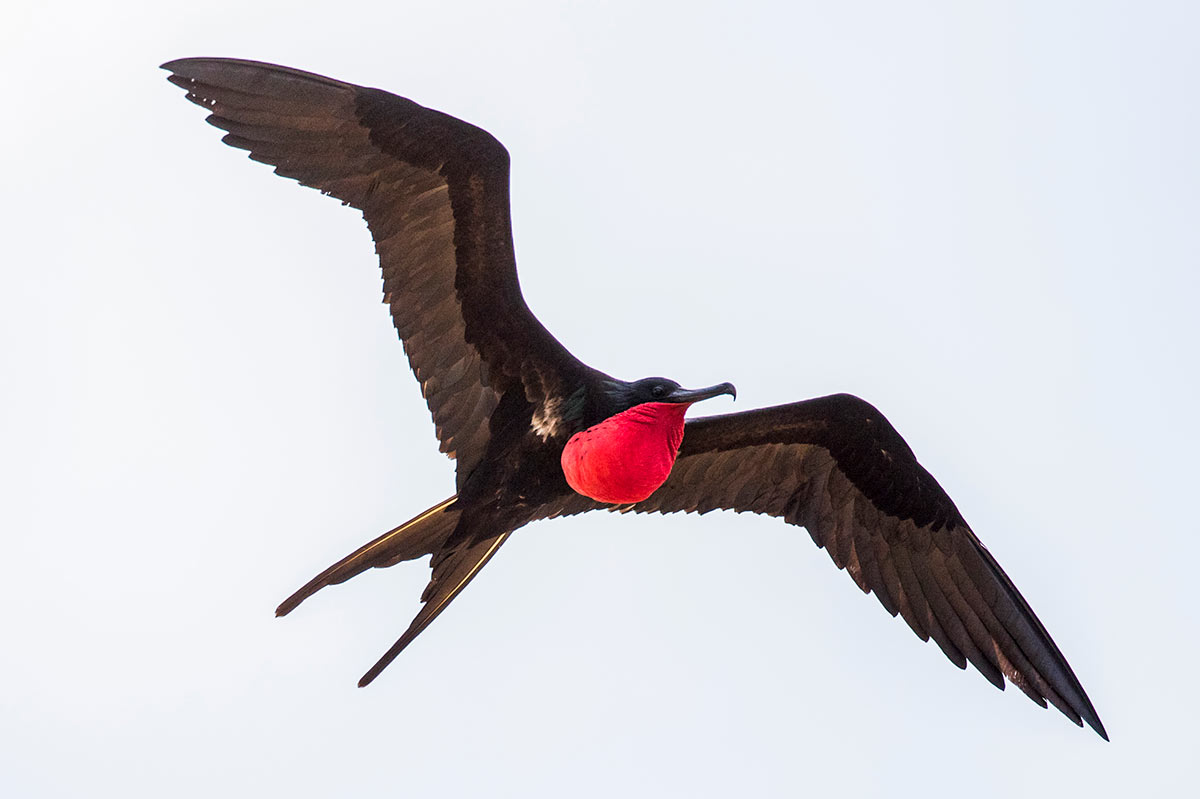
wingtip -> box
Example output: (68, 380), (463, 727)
(1068, 683), (1108, 740)
(161, 57), (203, 74)
(1061, 700), (1108, 741)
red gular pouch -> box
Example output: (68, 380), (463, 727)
(560, 401), (693, 504)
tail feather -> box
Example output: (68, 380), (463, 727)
(358, 529), (512, 686)
(275, 496), (459, 617)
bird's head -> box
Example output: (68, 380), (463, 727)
(586, 376), (737, 424)
(622, 377), (737, 409)
(561, 375), (737, 435)
(561, 374), (729, 429)
(561, 376), (737, 504)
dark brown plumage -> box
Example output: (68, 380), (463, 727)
(164, 57), (1106, 739)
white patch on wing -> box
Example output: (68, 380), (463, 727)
(531, 397), (564, 439)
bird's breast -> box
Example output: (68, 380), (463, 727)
(560, 402), (691, 504)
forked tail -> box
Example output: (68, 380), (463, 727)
(275, 496), (459, 617)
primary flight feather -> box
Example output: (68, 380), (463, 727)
(164, 57), (1106, 739)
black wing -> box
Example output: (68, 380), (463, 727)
(163, 58), (587, 485)
(620, 393), (1106, 739)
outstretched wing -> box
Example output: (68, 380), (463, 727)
(623, 393), (1106, 739)
(163, 58), (586, 485)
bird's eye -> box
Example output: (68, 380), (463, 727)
(651, 385), (666, 398)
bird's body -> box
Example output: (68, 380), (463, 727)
(164, 58), (1106, 738)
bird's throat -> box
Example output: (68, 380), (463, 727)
(561, 402), (691, 504)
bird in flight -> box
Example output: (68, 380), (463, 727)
(164, 58), (1106, 738)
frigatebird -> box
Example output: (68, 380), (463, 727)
(164, 58), (1106, 739)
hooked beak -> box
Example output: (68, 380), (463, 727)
(665, 382), (737, 404)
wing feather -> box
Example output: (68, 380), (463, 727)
(618, 393), (1106, 738)
(164, 57), (586, 486)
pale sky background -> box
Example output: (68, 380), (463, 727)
(3, 1), (1197, 796)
